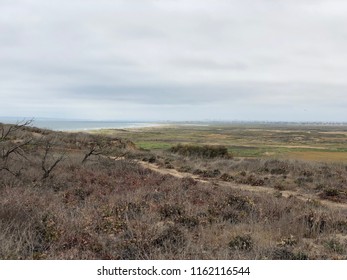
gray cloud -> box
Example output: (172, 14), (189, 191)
(1, 0), (347, 121)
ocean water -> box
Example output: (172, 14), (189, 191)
(0, 118), (160, 131)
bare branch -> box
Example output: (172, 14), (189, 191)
(0, 120), (33, 177)
(2, 138), (32, 159)
(81, 136), (109, 164)
(41, 139), (65, 180)
(0, 119), (33, 140)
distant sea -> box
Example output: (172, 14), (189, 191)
(0, 118), (160, 131)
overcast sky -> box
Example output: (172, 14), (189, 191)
(1, 0), (347, 122)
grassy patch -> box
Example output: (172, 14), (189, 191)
(135, 141), (172, 150)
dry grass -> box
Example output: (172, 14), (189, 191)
(284, 151), (347, 162)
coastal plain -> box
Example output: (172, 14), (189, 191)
(96, 123), (347, 162)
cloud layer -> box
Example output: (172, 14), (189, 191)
(1, 0), (347, 121)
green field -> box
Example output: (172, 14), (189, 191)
(96, 123), (347, 162)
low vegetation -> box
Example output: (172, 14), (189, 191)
(144, 153), (347, 204)
(0, 121), (346, 260)
(98, 123), (347, 161)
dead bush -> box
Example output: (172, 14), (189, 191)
(151, 223), (186, 252)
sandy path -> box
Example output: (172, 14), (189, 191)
(137, 160), (347, 212)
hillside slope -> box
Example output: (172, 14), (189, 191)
(0, 122), (346, 260)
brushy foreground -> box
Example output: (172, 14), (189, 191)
(0, 122), (346, 259)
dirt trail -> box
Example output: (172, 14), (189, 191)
(137, 160), (347, 212)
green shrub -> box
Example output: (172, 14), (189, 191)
(169, 144), (230, 158)
(325, 239), (345, 254)
(229, 235), (253, 251)
(159, 204), (184, 219)
(323, 188), (339, 197)
(271, 248), (308, 260)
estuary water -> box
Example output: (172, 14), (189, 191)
(0, 118), (160, 131)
